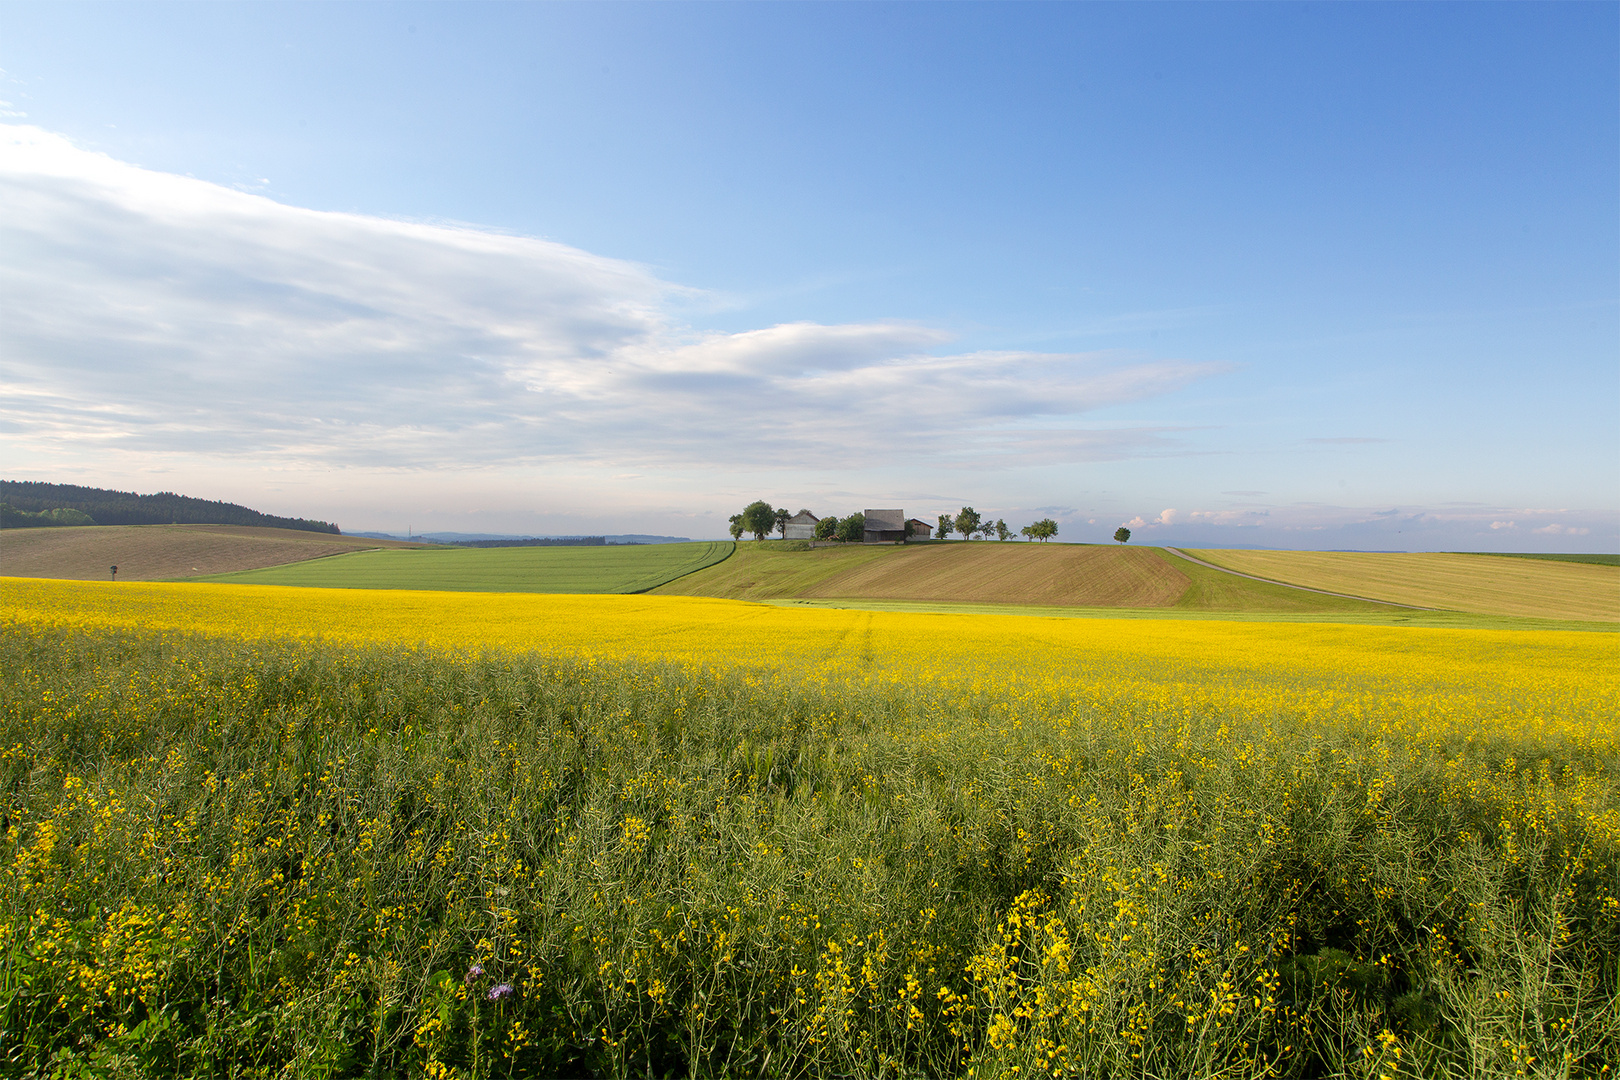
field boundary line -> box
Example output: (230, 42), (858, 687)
(626, 540), (737, 594)
(1163, 548), (1439, 611)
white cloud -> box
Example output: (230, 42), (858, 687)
(0, 124), (1226, 476)
(1533, 524), (1590, 536)
(1490, 520), (1516, 530)
(1119, 509), (1181, 529)
(1188, 508), (1270, 525)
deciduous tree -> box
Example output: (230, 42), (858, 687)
(936, 514), (953, 540)
(815, 515), (839, 540)
(728, 514), (745, 541)
(775, 508), (791, 539)
(838, 512), (865, 542)
(741, 500), (776, 541)
(1023, 518), (1058, 542)
(994, 519), (1011, 541)
(1114, 526), (1131, 544)
(955, 506), (982, 540)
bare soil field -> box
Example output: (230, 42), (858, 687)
(0, 525), (426, 582)
(801, 542), (1188, 606)
(1186, 549), (1620, 622)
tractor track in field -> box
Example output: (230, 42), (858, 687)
(1163, 548), (1438, 611)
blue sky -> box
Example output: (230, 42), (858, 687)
(1, 2), (1615, 549)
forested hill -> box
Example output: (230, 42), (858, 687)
(0, 481), (340, 534)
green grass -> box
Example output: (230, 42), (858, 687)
(192, 540), (735, 594)
(3, 621), (1616, 1078)
(1453, 551), (1620, 567)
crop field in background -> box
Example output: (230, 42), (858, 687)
(1461, 553), (1620, 568)
(197, 540), (735, 595)
(0, 524), (428, 582)
(3, 577), (1618, 1078)
(651, 541), (1395, 615)
(1185, 550), (1619, 622)
(8, 529), (1612, 623)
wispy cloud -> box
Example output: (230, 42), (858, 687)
(0, 124), (1227, 475)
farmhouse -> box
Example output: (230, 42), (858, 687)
(783, 510), (820, 540)
(862, 509), (907, 544)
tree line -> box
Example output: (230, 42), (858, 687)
(727, 501), (1064, 542)
(0, 481), (341, 533)
(935, 507), (1060, 542)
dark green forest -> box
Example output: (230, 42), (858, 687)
(0, 481), (339, 533)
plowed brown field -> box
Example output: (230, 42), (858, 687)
(654, 541), (1393, 613)
(799, 542), (1189, 606)
(0, 525), (425, 582)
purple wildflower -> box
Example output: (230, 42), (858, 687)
(487, 982), (515, 1002)
(465, 964), (484, 984)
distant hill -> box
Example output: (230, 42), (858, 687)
(0, 524), (423, 581)
(652, 540), (1393, 615)
(0, 481), (340, 534)
(651, 540), (1619, 623)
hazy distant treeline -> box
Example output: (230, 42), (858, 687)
(0, 481), (340, 534)
(451, 537), (609, 548)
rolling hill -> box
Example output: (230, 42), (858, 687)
(7, 525), (1610, 624)
(651, 541), (1396, 615)
(0, 480), (339, 532)
(0, 524), (425, 581)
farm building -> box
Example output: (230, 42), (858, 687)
(783, 510), (820, 540)
(862, 509), (908, 544)
(906, 518), (933, 540)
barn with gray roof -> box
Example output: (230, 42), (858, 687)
(862, 508), (907, 543)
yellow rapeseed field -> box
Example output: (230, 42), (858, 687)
(4, 575), (1614, 703)
(3, 576), (1617, 1078)
(4, 577), (1615, 768)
